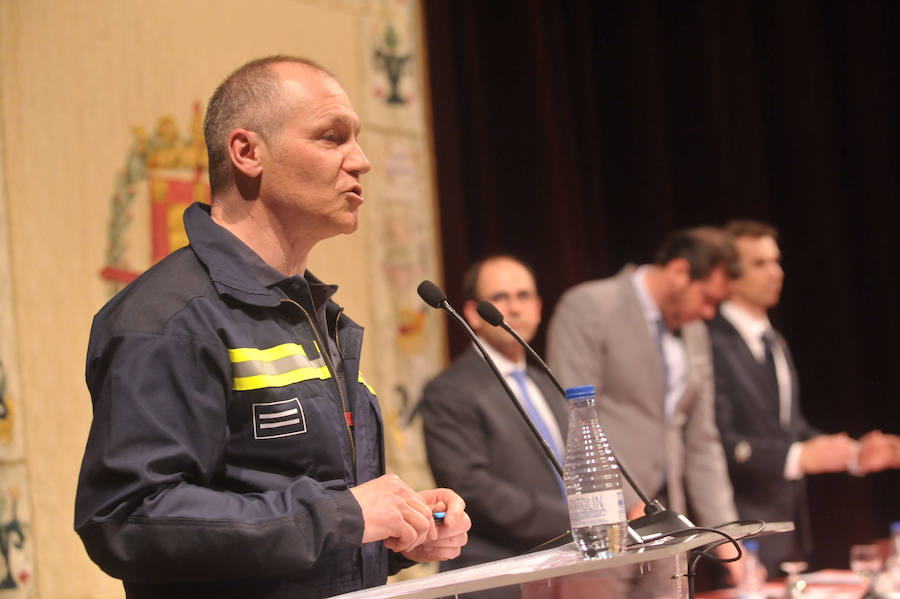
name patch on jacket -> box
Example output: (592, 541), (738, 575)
(253, 398), (307, 439)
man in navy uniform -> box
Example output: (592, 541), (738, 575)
(75, 56), (470, 599)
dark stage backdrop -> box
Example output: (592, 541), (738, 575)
(423, 0), (899, 573)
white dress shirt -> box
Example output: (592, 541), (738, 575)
(476, 340), (566, 454)
(632, 265), (688, 419)
(719, 301), (806, 479)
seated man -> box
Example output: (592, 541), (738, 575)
(421, 255), (569, 599)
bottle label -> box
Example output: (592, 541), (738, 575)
(567, 489), (626, 528)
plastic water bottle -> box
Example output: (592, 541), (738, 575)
(737, 540), (765, 599)
(563, 385), (627, 559)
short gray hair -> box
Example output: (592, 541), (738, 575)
(203, 55), (332, 193)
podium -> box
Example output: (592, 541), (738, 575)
(333, 521), (794, 599)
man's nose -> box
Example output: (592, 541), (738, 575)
(346, 140), (371, 175)
(506, 295), (531, 313)
(501, 303), (521, 319)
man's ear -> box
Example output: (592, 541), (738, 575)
(462, 299), (482, 333)
(664, 257), (691, 288)
(226, 129), (264, 178)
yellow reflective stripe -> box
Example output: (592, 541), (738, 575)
(228, 343), (307, 363)
(228, 342), (331, 391)
(358, 372), (376, 396)
(233, 365), (332, 391)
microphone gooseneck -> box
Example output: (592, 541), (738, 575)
(477, 301), (565, 397)
(417, 281), (564, 479)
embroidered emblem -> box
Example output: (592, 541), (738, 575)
(373, 25), (412, 105)
(0, 486), (31, 590)
(100, 105), (210, 296)
(253, 398), (306, 440)
(0, 358), (13, 446)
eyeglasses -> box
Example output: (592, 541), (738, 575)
(483, 290), (539, 305)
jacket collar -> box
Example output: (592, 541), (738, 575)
(183, 202), (287, 308)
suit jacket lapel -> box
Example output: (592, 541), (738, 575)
(676, 326), (700, 417)
(465, 347), (561, 468)
(613, 268), (667, 411)
(775, 330), (801, 428)
(719, 316), (782, 421)
(527, 363), (568, 437)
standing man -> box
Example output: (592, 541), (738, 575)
(421, 255), (569, 599)
(709, 219), (900, 576)
(75, 56), (469, 599)
(547, 227), (741, 598)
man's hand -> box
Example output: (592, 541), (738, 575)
(857, 430), (900, 473)
(719, 542), (766, 589)
(400, 488), (471, 563)
(626, 502), (646, 521)
(350, 474), (437, 553)
(798, 433), (857, 474)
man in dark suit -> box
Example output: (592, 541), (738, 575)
(420, 255), (569, 599)
(709, 219), (900, 576)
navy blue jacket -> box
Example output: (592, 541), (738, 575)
(709, 312), (818, 573)
(76, 203), (406, 598)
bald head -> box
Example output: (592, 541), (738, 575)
(462, 255), (543, 360)
(203, 55), (334, 194)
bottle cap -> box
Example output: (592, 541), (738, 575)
(743, 540), (759, 553)
(565, 385), (595, 399)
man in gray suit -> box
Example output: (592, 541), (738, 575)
(547, 227), (741, 597)
(421, 255), (569, 599)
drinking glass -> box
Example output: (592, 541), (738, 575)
(849, 544), (882, 587)
(780, 561), (808, 598)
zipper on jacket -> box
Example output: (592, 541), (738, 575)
(333, 308), (344, 357)
(280, 298), (357, 476)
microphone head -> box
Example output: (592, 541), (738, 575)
(476, 301), (504, 327)
(417, 280), (447, 309)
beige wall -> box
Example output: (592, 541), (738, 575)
(0, 0), (445, 597)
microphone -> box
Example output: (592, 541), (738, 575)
(476, 301), (565, 396)
(416, 280), (564, 479)
(476, 299), (696, 544)
(416, 280), (449, 309)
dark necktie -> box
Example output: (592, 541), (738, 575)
(761, 331), (780, 412)
(509, 369), (566, 497)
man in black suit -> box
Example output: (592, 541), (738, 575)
(420, 255), (569, 599)
(709, 220), (900, 576)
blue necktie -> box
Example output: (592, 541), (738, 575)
(655, 317), (670, 398)
(509, 369), (566, 497)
